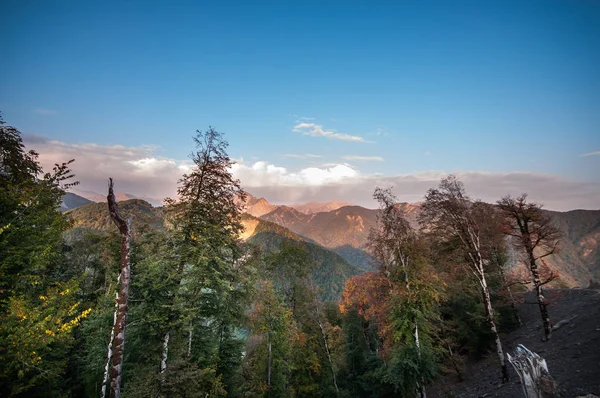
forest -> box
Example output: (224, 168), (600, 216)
(1, 115), (566, 397)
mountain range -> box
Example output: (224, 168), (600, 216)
(63, 191), (600, 290)
(70, 188), (164, 207)
(247, 194), (599, 287)
(64, 196), (359, 300)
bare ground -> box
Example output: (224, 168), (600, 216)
(429, 288), (600, 398)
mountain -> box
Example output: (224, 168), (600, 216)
(260, 205), (380, 270)
(544, 209), (600, 284)
(60, 192), (93, 211)
(71, 188), (106, 203)
(238, 193), (277, 217)
(65, 199), (359, 300)
(241, 213), (361, 300)
(71, 188), (163, 207)
(291, 200), (352, 215)
(66, 199), (165, 235)
(259, 201), (600, 286)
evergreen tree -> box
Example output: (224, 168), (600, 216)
(163, 127), (251, 395)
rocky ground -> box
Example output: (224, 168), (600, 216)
(429, 288), (600, 398)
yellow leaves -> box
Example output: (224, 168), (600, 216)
(0, 223), (10, 234)
(59, 307), (92, 333)
(3, 281), (89, 374)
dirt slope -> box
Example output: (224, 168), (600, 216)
(430, 288), (600, 397)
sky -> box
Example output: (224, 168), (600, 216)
(1, 0), (599, 210)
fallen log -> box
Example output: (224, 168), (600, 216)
(551, 315), (577, 331)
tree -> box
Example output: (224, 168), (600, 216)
(497, 194), (561, 341)
(164, 127), (250, 395)
(244, 281), (295, 397)
(1, 112), (88, 396)
(419, 175), (509, 383)
(1, 112), (77, 302)
(367, 187), (441, 397)
(100, 179), (133, 398)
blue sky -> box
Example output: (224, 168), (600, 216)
(1, 1), (599, 209)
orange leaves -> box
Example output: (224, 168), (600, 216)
(339, 271), (391, 321)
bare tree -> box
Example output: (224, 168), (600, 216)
(419, 175), (509, 383)
(497, 194), (561, 341)
(101, 178), (132, 398)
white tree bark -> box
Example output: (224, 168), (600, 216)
(101, 274), (120, 398)
(316, 312), (339, 394)
(106, 178), (132, 398)
(160, 331), (170, 374)
(508, 344), (557, 397)
(479, 263), (509, 382)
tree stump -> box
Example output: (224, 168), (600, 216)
(507, 344), (558, 398)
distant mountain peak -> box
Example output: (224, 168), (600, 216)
(237, 192), (277, 217)
(291, 200), (353, 215)
(71, 188), (163, 207)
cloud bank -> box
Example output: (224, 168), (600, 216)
(23, 135), (191, 203)
(23, 136), (600, 211)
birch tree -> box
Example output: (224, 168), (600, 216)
(497, 195), (561, 341)
(419, 175), (509, 383)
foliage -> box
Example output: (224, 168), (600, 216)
(0, 113), (85, 396)
(7, 115), (586, 396)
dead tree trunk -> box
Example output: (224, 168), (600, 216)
(101, 274), (120, 398)
(507, 344), (557, 397)
(106, 178), (132, 398)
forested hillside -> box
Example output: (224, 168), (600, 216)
(2, 116), (599, 398)
(241, 214), (361, 300)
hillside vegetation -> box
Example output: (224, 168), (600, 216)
(4, 118), (599, 398)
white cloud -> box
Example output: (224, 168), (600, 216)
(342, 156), (384, 162)
(231, 161), (358, 187)
(281, 153), (322, 159)
(580, 150), (600, 157)
(292, 122), (365, 142)
(235, 166), (600, 211)
(33, 108), (57, 115)
(22, 135), (600, 211)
